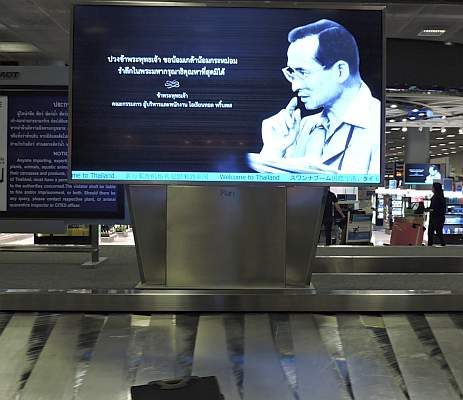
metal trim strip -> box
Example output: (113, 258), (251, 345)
(1, 289), (463, 312)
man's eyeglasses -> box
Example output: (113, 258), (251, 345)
(282, 66), (326, 82)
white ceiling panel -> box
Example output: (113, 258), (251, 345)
(0, 2), (461, 65)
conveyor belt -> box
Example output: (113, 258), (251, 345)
(1, 312), (463, 399)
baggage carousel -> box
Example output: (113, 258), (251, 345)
(2, 311), (463, 399)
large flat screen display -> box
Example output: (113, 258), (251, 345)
(0, 92), (124, 219)
(404, 163), (443, 185)
(70, 4), (384, 185)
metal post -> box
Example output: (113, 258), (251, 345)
(91, 224), (99, 263)
(81, 224), (107, 268)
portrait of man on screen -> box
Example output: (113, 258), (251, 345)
(425, 164), (442, 184)
(248, 19), (380, 175)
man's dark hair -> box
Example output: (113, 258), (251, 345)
(288, 19), (359, 76)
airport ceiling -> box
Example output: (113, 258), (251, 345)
(0, 1), (463, 65)
(1, 1), (462, 166)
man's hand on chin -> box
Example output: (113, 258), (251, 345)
(260, 97), (301, 157)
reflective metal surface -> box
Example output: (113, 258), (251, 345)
(21, 314), (82, 400)
(166, 186), (286, 287)
(192, 315), (241, 400)
(0, 314), (38, 399)
(130, 185), (329, 288)
(2, 311), (463, 399)
(384, 315), (462, 399)
(1, 288), (463, 312)
(0, 245), (96, 253)
(244, 314), (293, 400)
(316, 245), (463, 257)
(286, 186), (326, 286)
(426, 315), (463, 394)
(313, 256), (463, 273)
(133, 314), (177, 385)
(128, 185), (167, 284)
(291, 314), (350, 400)
(314, 245), (463, 273)
(338, 315), (407, 400)
(76, 314), (133, 400)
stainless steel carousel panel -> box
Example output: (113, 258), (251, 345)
(128, 185), (167, 285)
(166, 186), (286, 288)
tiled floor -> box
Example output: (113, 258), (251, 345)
(1, 312), (463, 399)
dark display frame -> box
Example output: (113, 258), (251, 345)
(69, 1), (385, 186)
(403, 163), (445, 185)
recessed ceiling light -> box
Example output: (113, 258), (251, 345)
(401, 127), (408, 132)
(390, 104), (398, 109)
(445, 41), (454, 46)
(391, 128), (400, 131)
(451, 151), (457, 153)
(402, 118), (407, 122)
(0, 42), (39, 52)
(412, 109), (419, 113)
(389, 119), (396, 123)
(447, 134), (455, 138)
(443, 153), (449, 155)
(418, 29), (446, 37)
(430, 145), (437, 148)
(439, 143), (446, 146)
(441, 116), (447, 119)
(449, 142), (456, 144)
(441, 128), (447, 133)
(401, 136), (405, 139)
(459, 128), (463, 134)
(437, 153), (442, 156)
(409, 116), (416, 120)
(436, 137), (444, 140)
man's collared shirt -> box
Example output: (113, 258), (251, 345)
(284, 82), (380, 175)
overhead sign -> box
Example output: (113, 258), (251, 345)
(0, 92), (124, 219)
(0, 71), (20, 80)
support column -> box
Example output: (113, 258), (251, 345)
(405, 127), (430, 164)
(129, 185), (325, 289)
(127, 185), (167, 285)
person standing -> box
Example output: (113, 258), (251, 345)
(322, 190), (346, 246)
(427, 182), (446, 246)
